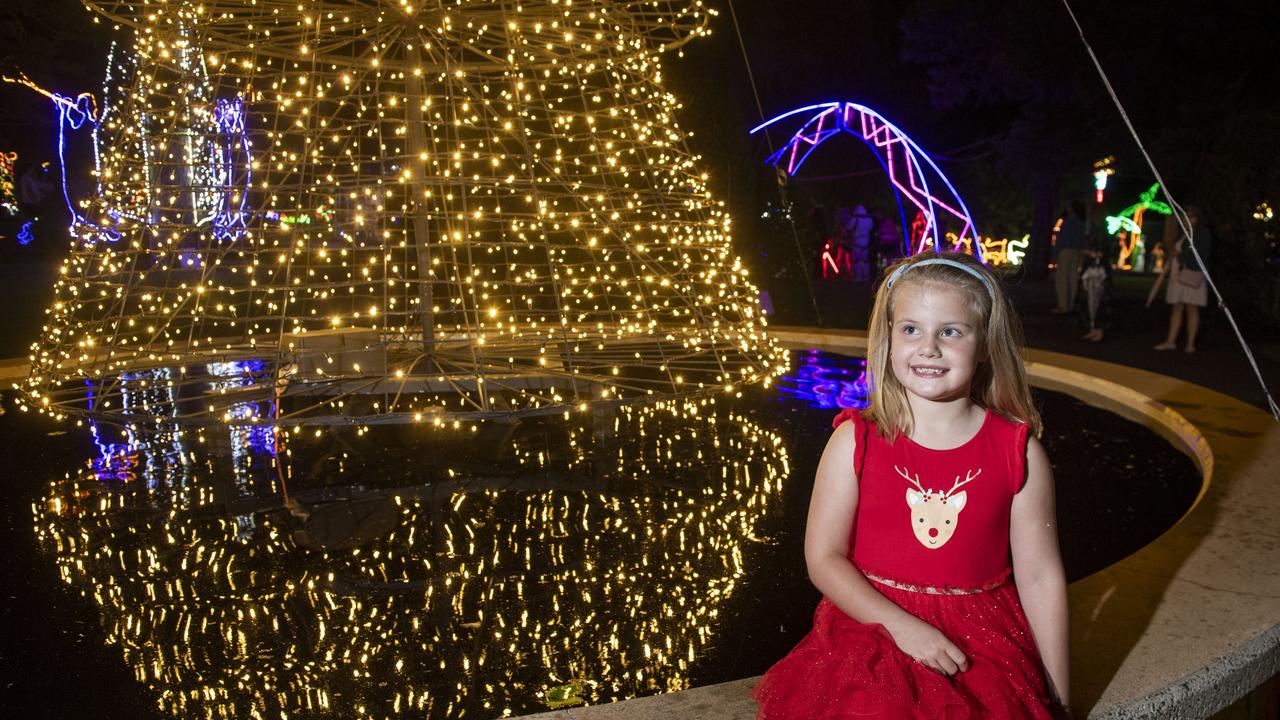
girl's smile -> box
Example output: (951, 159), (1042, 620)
(890, 283), (985, 405)
(910, 365), (948, 378)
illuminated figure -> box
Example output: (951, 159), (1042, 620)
(0, 151), (18, 216)
(1105, 183), (1172, 272)
(21, 0), (784, 427)
(752, 102), (981, 260)
(910, 209), (930, 255)
(820, 237), (848, 279)
(945, 232), (1029, 267)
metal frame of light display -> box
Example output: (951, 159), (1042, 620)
(19, 1), (786, 428)
(751, 102), (982, 261)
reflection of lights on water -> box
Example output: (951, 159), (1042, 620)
(775, 350), (869, 410)
(35, 396), (789, 719)
(86, 368), (187, 484)
(208, 359), (277, 458)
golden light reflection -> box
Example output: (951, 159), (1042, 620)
(35, 394), (790, 718)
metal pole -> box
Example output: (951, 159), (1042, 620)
(404, 41), (436, 352)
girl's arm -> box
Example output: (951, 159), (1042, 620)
(1011, 435), (1071, 710)
(804, 422), (970, 676)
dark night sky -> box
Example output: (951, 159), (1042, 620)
(4, 0), (1276, 199)
(3, 0), (1279, 284)
(4, 0), (1259, 178)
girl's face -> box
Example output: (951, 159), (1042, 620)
(889, 282), (986, 406)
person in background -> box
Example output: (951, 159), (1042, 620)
(832, 207), (854, 277)
(868, 211), (885, 276)
(1149, 206), (1212, 353)
(1078, 242), (1111, 342)
(876, 214), (903, 273)
(1052, 201), (1087, 314)
(850, 204), (875, 282)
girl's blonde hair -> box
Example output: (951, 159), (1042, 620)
(863, 250), (1042, 438)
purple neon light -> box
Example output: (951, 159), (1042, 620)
(752, 102), (981, 260)
(211, 97), (251, 242)
(53, 92), (121, 244)
(775, 349), (870, 410)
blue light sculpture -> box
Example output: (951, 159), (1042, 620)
(752, 102), (981, 261)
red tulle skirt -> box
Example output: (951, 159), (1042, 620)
(753, 575), (1053, 719)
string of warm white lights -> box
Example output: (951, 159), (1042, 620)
(20, 0), (785, 427)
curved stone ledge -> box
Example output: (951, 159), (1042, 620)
(4, 331), (1275, 719)
(521, 326), (1279, 720)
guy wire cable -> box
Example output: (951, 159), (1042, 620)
(726, 0), (824, 327)
(1059, 0), (1279, 421)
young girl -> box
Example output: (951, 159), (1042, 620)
(754, 251), (1069, 719)
(1079, 244), (1111, 343)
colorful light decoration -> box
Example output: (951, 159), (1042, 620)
(1, 71), (125, 244)
(207, 97), (251, 242)
(909, 209), (929, 256)
(776, 349), (869, 409)
(945, 232), (1029, 267)
(819, 238), (848, 278)
(1105, 183), (1171, 271)
(263, 207), (335, 227)
(1092, 156), (1116, 204)
(207, 359), (277, 456)
(40, 85), (123, 245)
(751, 102), (981, 260)
(19, 0), (785, 427)
(84, 368), (188, 486)
(982, 234), (1029, 266)
(0, 151), (18, 216)
(17, 221), (36, 246)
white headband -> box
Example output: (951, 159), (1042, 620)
(885, 258), (995, 299)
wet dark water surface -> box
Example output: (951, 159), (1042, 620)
(0, 350), (1200, 719)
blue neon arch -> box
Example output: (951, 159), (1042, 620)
(752, 102), (982, 261)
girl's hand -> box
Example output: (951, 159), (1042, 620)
(888, 616), (970, 675)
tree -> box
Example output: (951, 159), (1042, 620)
(900, 0), (1112, 276)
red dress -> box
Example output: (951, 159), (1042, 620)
(753, 409), (1054, 719)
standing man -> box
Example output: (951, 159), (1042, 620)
(1053, 201), (1087, 314)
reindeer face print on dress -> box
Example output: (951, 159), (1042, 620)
(895, 466), (982, 549)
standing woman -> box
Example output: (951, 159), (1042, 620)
(1149, 206), (1212, 353)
